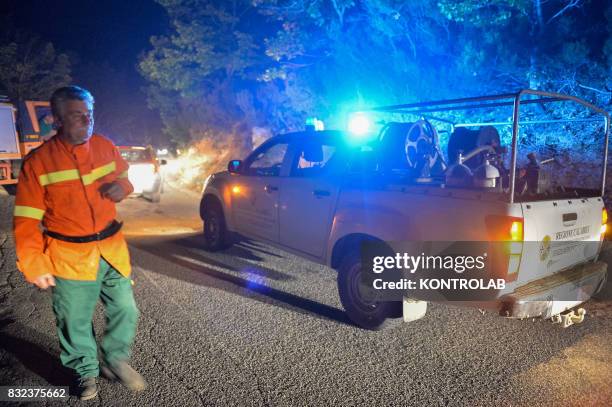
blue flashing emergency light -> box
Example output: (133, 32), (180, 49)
(347, 113), (371, 136)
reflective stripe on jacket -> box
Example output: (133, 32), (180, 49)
(13, 134), (134, 282)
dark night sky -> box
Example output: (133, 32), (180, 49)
(1, 0), (168, 81)
(1, 0), (170, 144)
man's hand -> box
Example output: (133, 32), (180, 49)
(100, 182), (126, 202)
(33, 273), (56, 289)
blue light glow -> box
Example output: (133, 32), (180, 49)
(348, 113), (371, 136)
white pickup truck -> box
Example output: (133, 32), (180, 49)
(200, 90), (609, 330)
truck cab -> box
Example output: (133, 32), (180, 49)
(1, 99), (51, 188)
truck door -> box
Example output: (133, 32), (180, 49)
(278, 137), (342, 258)
(0, 104), (20, 157)
(231, 139), (290, 243)
(0, 103), (21, 185)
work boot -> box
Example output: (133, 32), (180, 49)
(101, 360), (147, 391)
(76, 376), (98, 400)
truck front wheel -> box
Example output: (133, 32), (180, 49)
(337, 250), (401, 330)
(202, 203), (232, 251)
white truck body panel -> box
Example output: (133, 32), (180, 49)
(0, 105), (19, 155)
(519, 198), (603, 284)
(278, 176), (340, 258)
(232, 175), (280, 242)
(208, 171), (605, 291)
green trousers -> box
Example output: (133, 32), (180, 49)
(52, 257), (139, 378)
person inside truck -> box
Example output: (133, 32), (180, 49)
(37, 113), (56, 141)
(295, 141), (337, 176)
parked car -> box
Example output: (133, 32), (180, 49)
(118, 145), (166, 203)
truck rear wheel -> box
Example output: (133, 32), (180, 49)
(149, 178), (162, 203)
(150, 189), (161, 203)
(202, 202), (232, 251)
(337, 250), (401, 330)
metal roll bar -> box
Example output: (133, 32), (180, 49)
(363, 89), (610, 203)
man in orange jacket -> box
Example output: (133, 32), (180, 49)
(13, 86), (146, 400)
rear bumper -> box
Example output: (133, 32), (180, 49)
(499, 261), (607, 319)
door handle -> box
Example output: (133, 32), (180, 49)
(313, 189), (330, 197)
(264, 185), (278, 193)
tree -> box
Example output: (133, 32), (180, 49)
(139, 0), (270, 153)
(257, 0), (457, 113)
(435, 0), (610, 105)
(75, 62), (163, 147)
(0, 33), (71, 101)
(140, 0), (610, 201)
(142, 0), (610, 149)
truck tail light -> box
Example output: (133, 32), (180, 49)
(485, 215), (524, 283)
(602, 208), (608, 237)
(510, 220), (523, 242)
(486, 215), (523, 241)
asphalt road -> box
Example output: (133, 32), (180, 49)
(0, 185), (611, 406)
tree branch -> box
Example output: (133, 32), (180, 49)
(546, 0), (582, 24)
(331, 0), (344, 25)
(578, 84), (611, 95)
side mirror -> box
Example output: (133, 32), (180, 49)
(228, 159), (242, 174)
(160, 159), (167, 165)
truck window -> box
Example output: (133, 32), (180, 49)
(120, 149), (153, 163)
(290, 140), (340, 177)
(0, 105), (19, 154)
(244, 142), (288, 177)
(35, 106), (55, 141)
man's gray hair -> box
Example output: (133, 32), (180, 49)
(50, 86), (94, 118)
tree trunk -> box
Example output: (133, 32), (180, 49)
(528, 0), (543, 90)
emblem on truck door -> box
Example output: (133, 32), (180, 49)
(540, 235), (551, 261)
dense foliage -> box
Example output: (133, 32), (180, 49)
(0, 32), (71, 101)
(140, 0), (610, 148)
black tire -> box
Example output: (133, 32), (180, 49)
(202, 202), (232, 251)
(150, 190), (161, 203)
(337, 250), (402, 330)
(149, 178), (162, 203)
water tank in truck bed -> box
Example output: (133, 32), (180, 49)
(447, 126), (501, 168)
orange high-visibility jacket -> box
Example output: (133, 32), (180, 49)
(13, 134), (134, 282)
